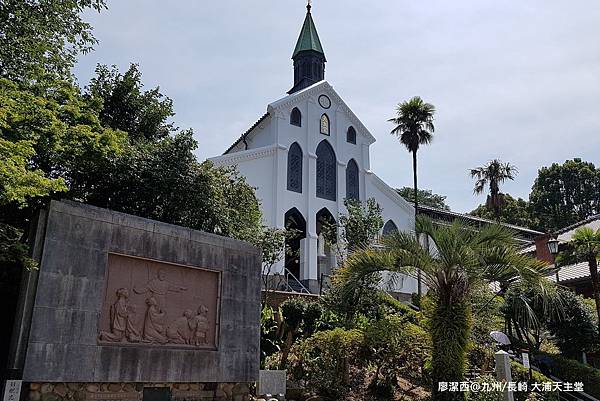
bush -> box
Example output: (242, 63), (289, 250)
(466, 375), (502, 401)
(363, 315), (431, 389)
(510, 362), (556, 401)
(536, 352), (600, 398)
(546, 289), (597, 356)
(288, 328), (365, 400)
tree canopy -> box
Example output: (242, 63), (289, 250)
(0, 0), (106, 83)
(470, 193), (536, 228)
(396, 187), (450, 210)
(530, 158), (600, 231)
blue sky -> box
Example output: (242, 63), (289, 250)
(74, 0), (600, 213)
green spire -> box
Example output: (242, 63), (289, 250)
(292, 5), (325, 60)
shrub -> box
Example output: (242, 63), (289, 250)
(363, 315), (431, 389)
(510, 361), (556, 401)
(545, 289), (597, 357)
(466, 375), (502, 401)
(536, 352), (600, 398)
(288, 328), (365, 400)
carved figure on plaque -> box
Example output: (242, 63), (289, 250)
(192, 305), (210, 346)
(166, 309), (194, 344)
(133, 268), (187, 311)
(98, 288), (141, 343)
(142, 296), (168, 344)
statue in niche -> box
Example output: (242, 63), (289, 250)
(133, 268), (187, 312)
(99, 288), (140, 343)
(166, 309), (194, 344)
(191, 305), (210, 346)
(142, 296), (168, 344)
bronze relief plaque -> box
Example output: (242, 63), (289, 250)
(98, 253), (220, 349)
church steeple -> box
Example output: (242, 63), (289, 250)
(288, 3), (326, 94)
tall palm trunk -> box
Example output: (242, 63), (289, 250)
(412, 150), (422, 296)
(431, 299), (471, 401)
(588, 256), (600, 331)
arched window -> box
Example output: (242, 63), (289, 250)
(287, 142), (303, 193)
(346, 126), (356, 144)
(382, 220), (398, 236)
(320, 114), (330, 136)
(290, 107), (302, 127)
(316, 140), (336, 201)
(346, 159), (359, 200)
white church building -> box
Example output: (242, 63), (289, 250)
(209, 4), (416, 296)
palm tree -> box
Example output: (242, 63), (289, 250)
(335, 217), (553, 401)
(470, 160), (518, 218)
(561, 227), (600, 330)
(388, 97), (435, 217)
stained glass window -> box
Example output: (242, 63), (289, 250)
(287, 142), (303, 193)
(316, 140), (336, 201)
(347, 126), (356, 144)
(320, 114), (330, 135)
(383, 220), (398, 236)
(290, 107), (302, 127)
(346, 159), (359, 200)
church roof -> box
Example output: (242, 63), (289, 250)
(292, 6), (325, 59)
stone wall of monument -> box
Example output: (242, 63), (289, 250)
(15, 200), (261, 384)
(25, 382), (251, 401)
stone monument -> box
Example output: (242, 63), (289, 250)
(8, 201), (261, 401)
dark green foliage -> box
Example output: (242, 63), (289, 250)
(85, 64), (175, 141)
(546, 289), (597, 357)
(470, 159), (518, 218)
(0, 0), (107, 82)
(510, 362), (557, 401)
(396, 187), (450, 210)
(470, 194), (536, 228)
(69, 130), (262, 242)
(376, 291), (418, 323)
(364, 316), (431, 393)
(337, 197), (383, 251)
(288, 328), (366, 401)
(530, 158), (600, 231)
(430, 301), (471, 401)
(535, 352), (600, 398)
(260, 307), (281, 368)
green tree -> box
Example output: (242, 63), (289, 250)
(530, 159), (600, 231)
(0, 0), (106, 82)
(396, 187), (450, 210)
(470, 159), (518, 218)
(559, 226), (600, 330)
(546, 289), (597, 359)
(470, 194), (536, 228)
(388, 97), (435, 217)
(337, 198), (383, 251)
(85, 64), (175, 141)
(322, 198), (384, 324)
(335, 217), (553, 401)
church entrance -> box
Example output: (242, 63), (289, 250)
(316, 208), (337, 281)
(284, 208), (306, 280)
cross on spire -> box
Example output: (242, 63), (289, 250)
(307, 0), (311, 12)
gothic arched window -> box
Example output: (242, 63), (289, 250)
(320, 114), (330, 136)
(346, 159), (359, 200)
(290, 107), (302, 127)
(383, 220), (398, 236)
(316, 140), (336, 201)
(287, 142), (303, 193)
(347, 126), (356, 144)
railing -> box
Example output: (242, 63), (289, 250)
(284, 268), (311, 294)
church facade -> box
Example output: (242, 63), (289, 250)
(209, 5), (416, 295)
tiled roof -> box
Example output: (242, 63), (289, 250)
(416, 205), (543, 242)
(549, 261), (590, 283)
(223, 113), (269, 155)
